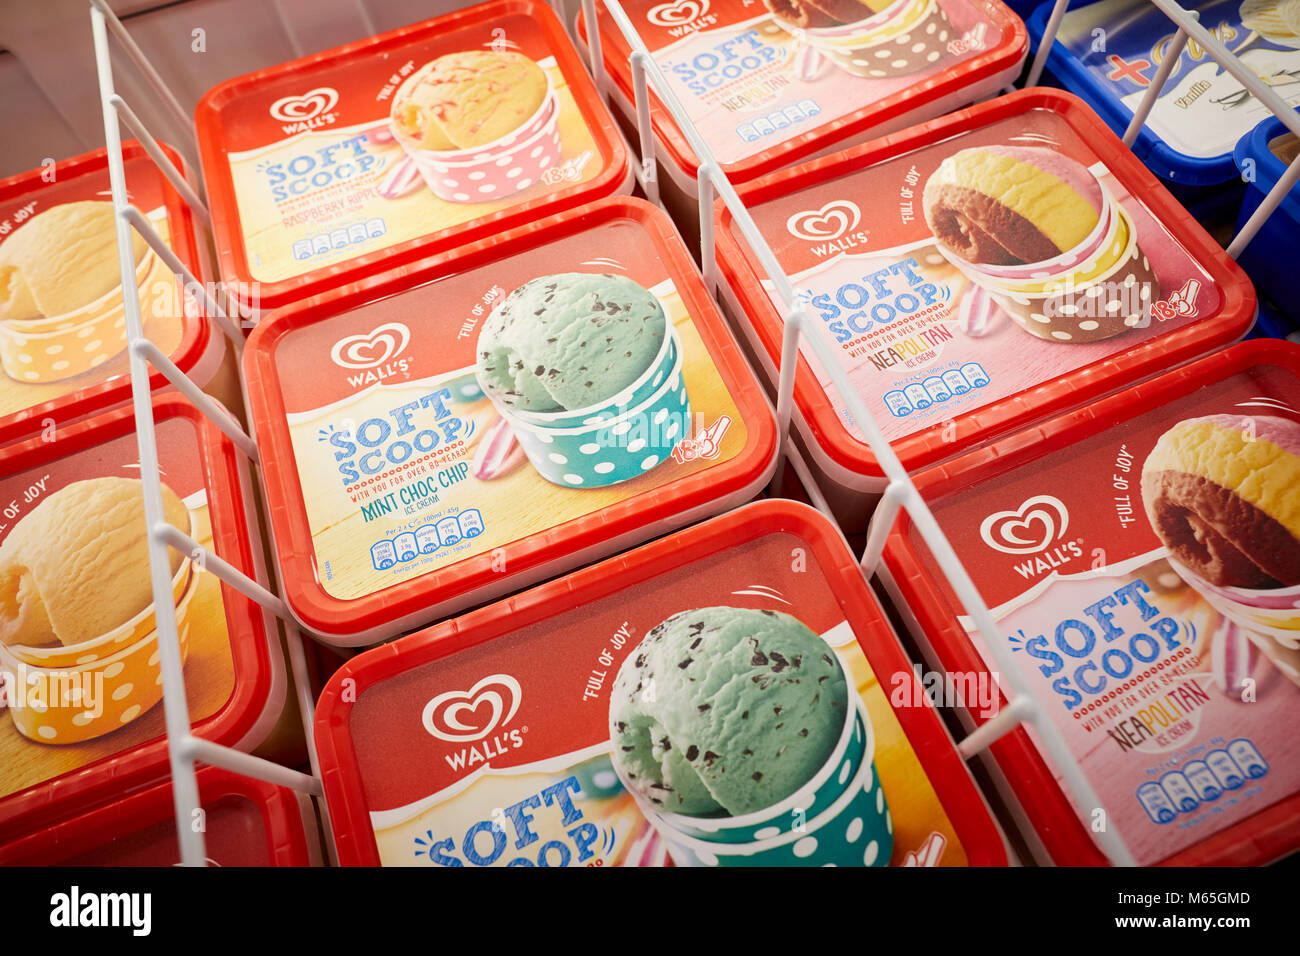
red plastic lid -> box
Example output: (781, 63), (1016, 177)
(315, 498), (1006, 867)
(0, 143), (215, 447)
(883, 339), (1300, 866)
(0, 395), (279, 843)
(715, 87), (1258, 482)
(0, 767), (313, 866)
(244, 196), (776, 644)
(196, 0), (631, 314)
(578, 0), (1027, 183)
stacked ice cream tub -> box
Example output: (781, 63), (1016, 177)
(195, 0), (634, 322)
(879, 338), (1300, 865)
(713, 88), (1256, 530)
(314, 500), (1010, 867)
(577, 0), (1028, 242)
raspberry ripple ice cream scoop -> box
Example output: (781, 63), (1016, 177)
(390, 50), (549, 152)
(608, 606), (848, 816)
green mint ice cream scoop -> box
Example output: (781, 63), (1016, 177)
(475, 273), (667, 413)
(609, 607), (849, 817)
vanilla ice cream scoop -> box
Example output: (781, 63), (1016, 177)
(0, 477), (189, 647)
(0, 200), (148, 320)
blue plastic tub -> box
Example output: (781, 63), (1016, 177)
(1234, 112), (1300, 323)
(1028, 0), (1300, 188)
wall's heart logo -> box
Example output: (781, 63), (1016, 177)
(786, 200), (861, 242)
(269, 87), (339, 122)
(647, 0), (708, 27)
(422, 675), (523, 742)
(980, 496), (1070, 555)
(329, 323), (411, 370)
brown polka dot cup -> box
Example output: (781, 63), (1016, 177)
(940, 182), (1160, 344)
(776, 0), (955, 79)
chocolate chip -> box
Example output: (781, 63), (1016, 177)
(585, 381), (593, 387)
(741, 711), (748, 720)
(621, 745), (635, 752)
(703, 751), (720, 765)
(690, 637), (702, 650)
(685, 745), (699, 761)
(751, 651), (768, 666)
(615, 721), (626, 733)
(761, 610), (776, 617)
(678, 657), (693, 669)
(659, 737), (671, 750)
(822, 654), (833, 667)
(534, 365), (545, 376)
(799, 729), (808, 737)
(742, 748), (753, 756)
(770, 652), (789, 673)
(697, 704), (710, 712)
(773, 705), (782, 716)
(752, 772), (763, 782)
(636, 654), (646, 668)
(546, 337), (557, 344)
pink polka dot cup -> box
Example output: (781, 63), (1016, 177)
(396, 85), (563, 205)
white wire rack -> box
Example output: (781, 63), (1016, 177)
(85, 0), (1299, 867)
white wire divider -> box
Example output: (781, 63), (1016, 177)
(89, 0), (331, 868)
(584, 0), (1144, 865)
(1030, 0), (1300, 260)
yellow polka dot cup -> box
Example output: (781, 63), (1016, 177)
(0, 245), (169, 384)
(0, 510), (198, 744)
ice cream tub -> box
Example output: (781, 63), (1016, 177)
(243, 196), (777, 645)
(577, 0), (1026, 242)
(715, 88), (1257, 532)
(1028, 0), (1300, 187)
(314, 499), (1006, 866)
(196, 0), (632, 319)
(880, 338), (1300, 866)
(0, 767), (318, 866)
(1233, 113), (1300, 323)
(0, 394), (286, 842)
(0, 143), (234, 446)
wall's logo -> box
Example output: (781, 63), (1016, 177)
(980, 495), (1070, 555)
(269, 87), (339, 122)
(647, 0), (709, 26)
(329, 323), (410, 370)
(423, 674), (522, 743)
(786, 200), (861, 242)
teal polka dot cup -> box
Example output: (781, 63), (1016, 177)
(497, 331), (691, 489)
(633, 697), (893, 867)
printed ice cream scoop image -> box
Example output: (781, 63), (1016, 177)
(764, 0), (956, 79)
(0, 476), (200, 744)
(390, 51), (548, 151)
(0, 200), (165, 383)
(608, 607), (892, 867)
(388, 51), (561, 204)
(0, 477), (189, 647)
(923, 145), (1160, 344)
(474, 273), (690, 489)
(1142, 414), (1300, 687)
(477, 273), (666, 413)
(1142, 415), (1300, 589)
